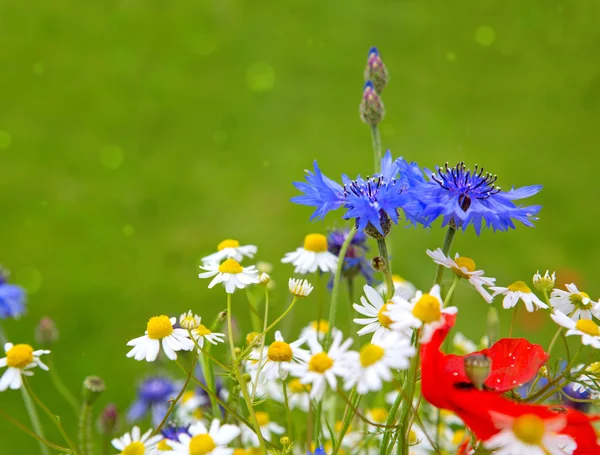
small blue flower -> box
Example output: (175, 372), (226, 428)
(0, 269), (26, 319)
(327, 229), (374, 286)
(161, 424), (190, 441)
(404, 161), (542, 235)
(292, 151), (414, 236)
(127, 376), (176, 426)
(308, 447), (327, 455)
(562, 382), (591, 412)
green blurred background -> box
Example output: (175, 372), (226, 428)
(1, 0), (600, 452)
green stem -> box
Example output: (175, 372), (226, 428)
(377, 238), (394, 300)
(20, 386), (51, 455)
(78, 403), (92, 455)
(370, 124), (382, 172)
(251, 287), (270, 400)
(245, 288), (263, 332)
(316, 273), (326, 343)
(325, 226), (358, 349)
(509, 305), (519, 338)
(282, 381), (293, 438)
(444, 275), (460, 303)
(48, 356), (80, 416)
(334, 389), (361, 455)
(433, 225), (457, 286)
(226, 293), (267, 453)
(0, 407), (71, 453)
(380, 381), (403, 455)
(547, 327), (563, 356)
(397, 339), (421, 455)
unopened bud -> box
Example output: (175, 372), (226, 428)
(234, 347), (242, 356)
(487, 307), (499, 346)
(241, 373), (251, 384)
(82, 376), (105, 405)
(97, 403), (118, 435)
(258, 272), (271, 285)
(218, 311), (227, 322)
(364, 47), (389, 94)
(359, 81), (385, 126)
(280, 436), (291, 447)
(533, 270), (556, 293)
(35, 317), (59, 346)
(464, 354), (491, 391)
(372, 256), (386, 272)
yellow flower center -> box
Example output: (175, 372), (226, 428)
(586, 362), (600, 374)
(122, 441), (145, 455)
(217, 239), (240, 251)
(377, 302), (393, 328)
(570, 292), (591, 308)
(194, 324), (211, 336)
(360, 343), (385, 367)
(310, 320), (330, 333)
(289, 378), (311, 393)
(392, 274), (406, 283)
(308, 352), (334, 373)
(370, 408), (388, 423)
(189, 434), (217, 455)
(575, 319), (600, 336)
(182, 390), (196, 403)
(303, 233), (328, 253)
(408, 430), (418, 444)
(453, 256), (476, 277)
(451, 430), (466, 445)
(146, 315), (174, 340)
(218, 258), (243, 274)
(157, 440), (172, 451)
(335, 421), (353, 433)
(412, 294), (441, 323)
(267, 341), (293, 362)
(246, 331), (259, 344)
(508, 281), (532, 293)
(512, 414), (545, 445)
(234, 449), (248, 455)
(6, 344), (34, 369)
(255, 411), (270, 426)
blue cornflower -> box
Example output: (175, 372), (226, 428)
(161, 424), (190, 441)
(404, 161), (542, 234)
(0, 269), (26, 319)
(292, 151), (414, 237)
(327, 229), (374, 286)
(127, 376), (176, 426)
(562, 381), (591, 412)
(308, 447), (327, 455)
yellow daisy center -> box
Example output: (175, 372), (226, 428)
(218, 258), (243, 274)
(570, 292), (591, 308)
(310, 319), (330, 334)
(377, 302), (393, 328)
(217, 239), (240, 251)
(182, 390), (196, 403)
(146, 315), (174, 340)
(6, 344), (34, 369)
(289, 378), (311, 393)
(369, 407), (388, 423)
(335, 420), (353, 433)
(412, 294), (441, 323)
(451, 429), (466, 445)
(246, 332), (259, 344)
(453, 256), (476, 277)
(575, 319), (600, 336)
(586, 361), (600, 374)
(303, 233), (328, 252)
(122, 441), (145, 455)
(308, 352), (334, 373)
(189, 434), (216, 455)
(157, 439), (172, 451)
(234, 449), (248, 455)
(255, 411), (270, 426)
(267, 341), (293, 362)
(392, 274), (406, 283)
(408, 429), (418, 444)
(194, 324), (211, 336)
(512, 414), (545, 445)
(508, 281), (531, 293)
(359, 343), (385, 367)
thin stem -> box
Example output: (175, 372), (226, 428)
(547, 327), (563, 356)
(251, 287), (270, 400)
(226, 293), (267, 453)
(245, 288), (263, 332)
(397, 338), (422, 455)
(433, 225), (457, 286)
(20, 386), (51, 455)
(78, 403), (92, 455)
(444, 275), (460, 303)
(334, 389), (360, 455)
(380, 381), (403, 455)
(509, 305), (519, 338)
(282, 381), (293, 438)
(377, 238), (394, 301)
(325, 226), (358, 349)
(47, 356), (79, 416)
(370, 124), (382, 172)
(0, 407), (72, 453)
(316, 273), (326, 343)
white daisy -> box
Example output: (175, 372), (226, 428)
(111, 426), (162, 454)
(490, 281), (548, 312)
(288, 331), (353, 401)
(353, 284), (407, 343)
(376, 274), (417, 300)
(453, 332), (477, 354)
(484, 412), (576, 455)
(366, 407), (389, 432)
(426, 249), (496, 303)
(179, 310), (202, 330)
(201, 239), (257, 264)
(551, 310), (600, 349)
(550, 283), (599, 320)
(126, 315), (194, 362)
(168, 419), (240, 455)
(199, 259), (259, 294)
(571, 362), (600, 396)
(267, 378), (311, 412)
(0, 343), (50, 391)
(341, 334), (415, 395)
(240, 411), (284, 446)
(407, 424), (435, 455)
(281, 233), (338, 274)
(191, 323), (225, 350)
(299, 320), (339, 341)
(386, 285), (458, 344)
(252, 331), (309, 382)
(176, 390), (206, 424)
(288, 278), (314, 297)
(533, 270), (556, 293)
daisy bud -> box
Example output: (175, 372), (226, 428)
(463, 354), (491, 391)
(179, 310), (201, 330)
(486, 307), (500, 346)
(280, 436), (291, 447)
(364, 47), (389, 94)
(234, 347), (242, 357)
(218, 310), (228, 323)
(97, 403), (118, 435)
(359, 81), (385, 127)
(372, 256), (386, 272)
(288, 278), (314, 298)
(246, 331), (260, 344)
(241, 373), (251, 383)
(82, 376), (105, 405)
(533, 270), (556, 293)
(34, 317), (58, 346)
(259, 272), (271, 285)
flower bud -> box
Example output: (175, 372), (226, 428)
(35, 317), (59, 346)
(258, 272), (271, 285)
(533, 270), (555, 293)
(371, 256), (386, 272)
(280, 436), (291, 447)
(82, 376), (105, 405)
(486, 307), (499, 346)
(97, 403), (118, 435)
(463, 354), (491, 390)
(218, 310), (227, 322)
(364, 47), (389, 94)
(359, 81), (385, 127)
(246, 331), (261, 345)
(179, 310), (201, 330)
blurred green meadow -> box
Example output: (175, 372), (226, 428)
(1, 0), (600, 452)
